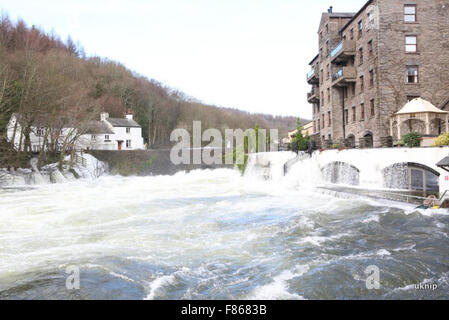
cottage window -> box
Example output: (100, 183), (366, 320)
(105, 135), (110, 141)
(405, 35), (417, 52)
(91, 135), (96, 141)
(126, 127), (131, 134)
(126, 140), (132, 148)
(36, 128), (44, 137)
(404, 4), (417, 22)
(406, 66), (419, 83)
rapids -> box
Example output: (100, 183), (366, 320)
(0, 152), (448, 299)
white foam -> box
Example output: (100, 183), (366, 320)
(144, 275), (176, 300)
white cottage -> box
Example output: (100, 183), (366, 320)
(95, 112), (145, 151)
(7, 111), (145, 152)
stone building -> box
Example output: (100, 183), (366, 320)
(306, 0), (449, 148)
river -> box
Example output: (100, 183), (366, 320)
(0, 161), (448, 299)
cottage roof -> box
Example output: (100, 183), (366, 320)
(83, 121), (115, 134)
(106, 118), (141, 128)
(395, 98), (448, 115)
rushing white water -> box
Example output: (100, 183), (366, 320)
(0, 154), (448, 300)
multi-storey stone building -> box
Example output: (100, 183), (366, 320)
(306, 1), (449, 148)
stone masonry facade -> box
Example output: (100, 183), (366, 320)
(306, 0), (449, 148)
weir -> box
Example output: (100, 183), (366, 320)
(246, 147), (449, 201)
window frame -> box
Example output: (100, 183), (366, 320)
(406, 66), (419, 84)
(405, 35), (417, 53)
(404, 4), (417, 23)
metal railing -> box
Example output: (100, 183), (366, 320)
(75, 153), (87, 168)
(330, 41), (343, 58)
(332, 69), (344, 81)
(307, 68), (315, 79)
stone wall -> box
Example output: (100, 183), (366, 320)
(308, 0), (449, 149)
(89, 150), (232, 176)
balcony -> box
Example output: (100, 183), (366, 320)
(306, 67), (319, 85)
(307, 89), (320, 104)
(331, 67), (356, 87)
(330, 40), (356, 63)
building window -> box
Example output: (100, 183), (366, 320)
(126, 140), (132, 148)
(360, 75), (365, 92)
(321, 91), (324, 106)
(327, 64), (330, 79)
(358, 20), (363, 38)
(359, 47), (364, 65)
(406, 66), (419, 83)
(361, 103), (365, 121)
(105, 135), (110, 142)
(328, 111), (331, 127)
(326, 40), (330, 55)
(36, 128), (44, 137)
(405, 35), (417, 52)
(368, 40), (373, 55)
(370, 99), (375, 117)
(322, 115), (325, 128)
(369, 70), (374, 87)
(126, 127), (131, 134)
(368, 11), (374, 26)
(91, 135), (96, 141)
(351, 83), (356, 97)
(326, 24), (329, 34)
(352, 106), (356, 123)
(327, 88), (331, 103)
(345, 109), (349, 125)
(350, 28), (354, 40)
(404, 4), (417, 22)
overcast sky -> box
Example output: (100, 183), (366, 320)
(1, 0), (366, 118)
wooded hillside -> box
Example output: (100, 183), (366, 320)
(0, 14), (305, 164)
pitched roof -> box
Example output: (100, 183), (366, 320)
(82, 121), (115, 134)
(106, 118), (141, 128)
(340, 0), (373, 32)
(329, 13), (356, 18)
(395, 98), (448, 115)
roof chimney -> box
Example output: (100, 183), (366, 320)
(328, 6), (333, 13)
(126, 109), (133, 120)
(100, 112), (109, 121)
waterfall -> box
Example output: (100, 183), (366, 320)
(244, 148), (449, 194)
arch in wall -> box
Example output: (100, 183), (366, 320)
(382, 162), (440, 192)
(399, 119), (426, 136)
(321, 161), (360, 186)
(361, 131), (374, 149)
(346, 134), (356, 148)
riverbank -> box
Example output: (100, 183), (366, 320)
(0, 154), (108, 187)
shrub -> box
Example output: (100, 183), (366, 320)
(433, 133), (449, 147)
(332, 143), (341, 149)
(402, 132), (421, 148)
